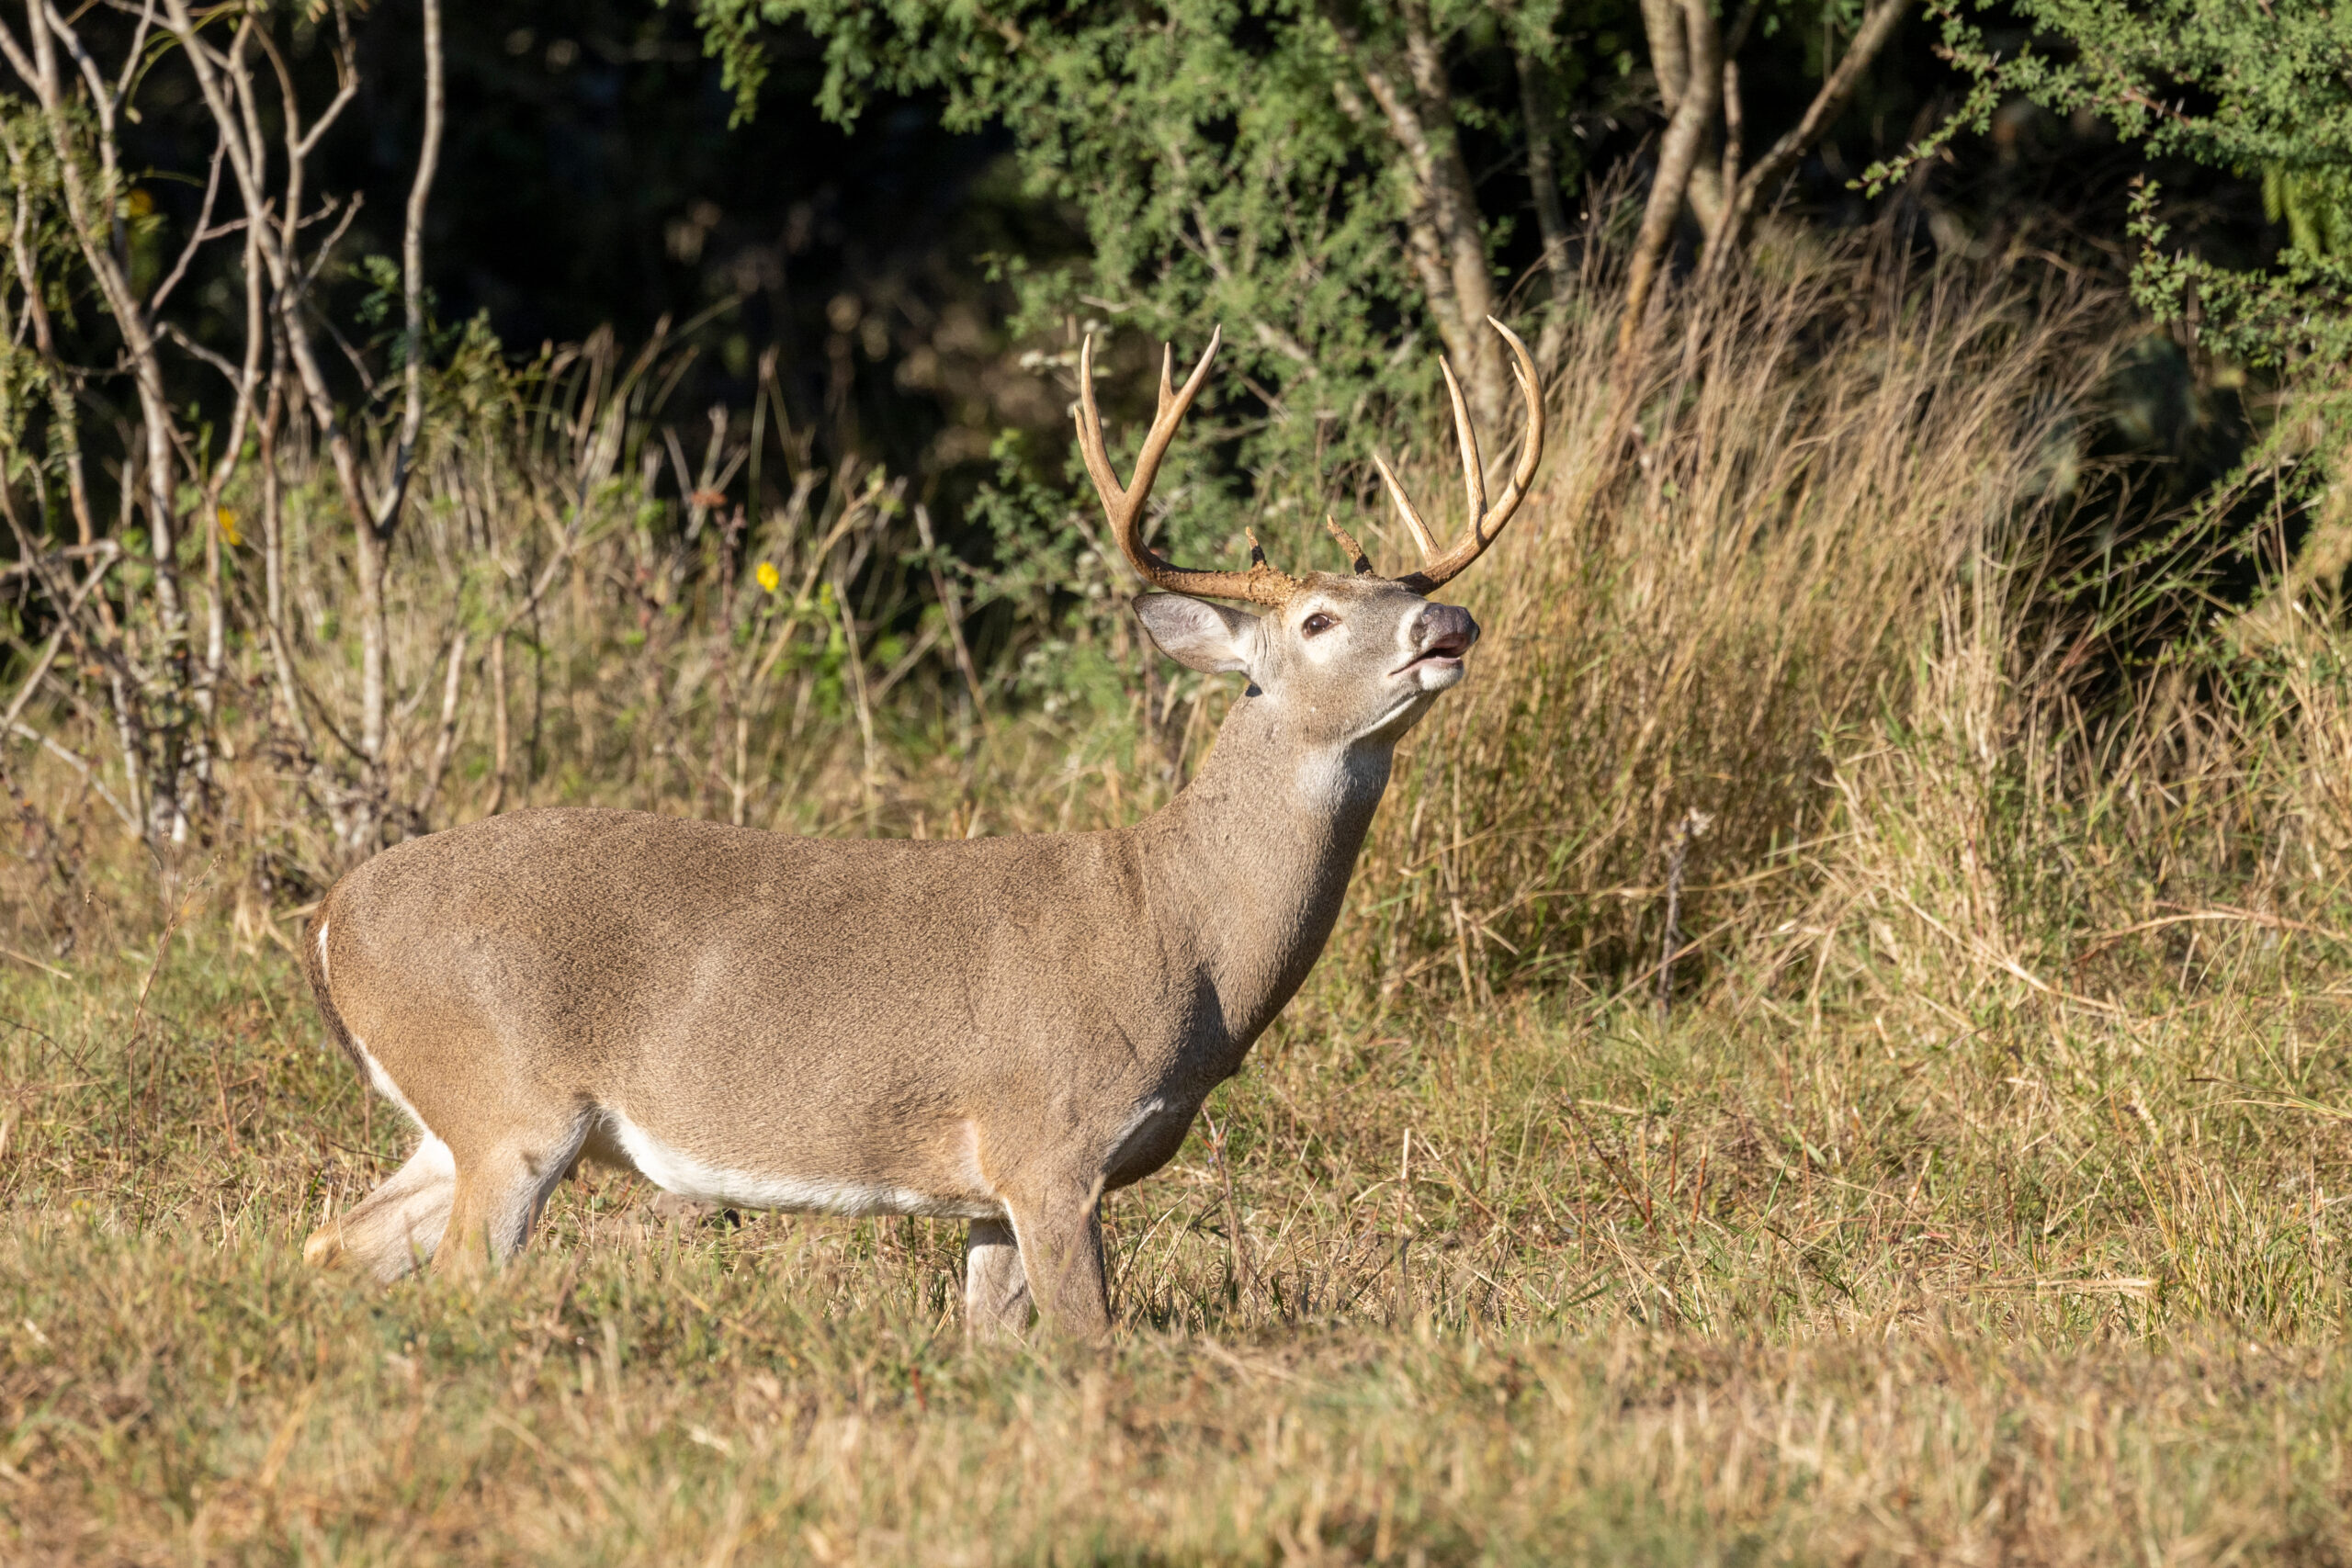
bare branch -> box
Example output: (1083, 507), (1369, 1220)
(146, 141), (226, 312)
(370, 0), (444, 539)
(296, 191), (364, 293)
(8, 722), (138, 832)
(159, 321), (240, 382)
(0, 543), (119, 736)
(107, 0), (158, 107)
(1702, 0), (1911, 273)
(412, 626), (467, 818)
(0, 14), (40, 89)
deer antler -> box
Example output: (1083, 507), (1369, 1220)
(1076, 326), (1302, 606)
(1080, 318), (1542, 604)
(1370, 319), (1545, 595)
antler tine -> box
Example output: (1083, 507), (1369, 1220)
(1395, 319), (1546, 595)
(1488, 318), (1544, 519)
(1372, 453), (1442, 560)
(1074, 332), (1125, 514)
(1324, 515), (1372, 574)
(1072, 326), (1298, 606)
(1438, 355), (1486, 534)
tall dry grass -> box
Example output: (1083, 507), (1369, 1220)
(6, 229), (2135, 995)
(1339, 236), (2120, 1007)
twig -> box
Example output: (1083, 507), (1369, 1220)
(2074, 904), (2352, 969)
(0, 946), (71, 980)
(145, 138), (225, 312)
(412, 626), (468, 819)
(914, 502), (989, 720)
(128, 855), (218, 1130)
(486, 633), (510, 815)
(1204, 1110), (1256, 1307)
(368, 0), (443, 538)
(1657, 808), (1713, 1016)
(0, 543), (119, 736)
(1893, 888), (2123, 1014)
(8, 723), (137, 832)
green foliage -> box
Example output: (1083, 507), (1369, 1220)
(0, 104), (90, 525)
(679, 3), (1575, 512)
(1862, 0), (2352, 371)
(2266, 164), (2352, 261)
(2127, 180), (2352, 374)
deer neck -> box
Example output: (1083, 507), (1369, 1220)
(1140, 689), (1393, 1054)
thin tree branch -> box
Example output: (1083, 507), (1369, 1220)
(146, 141), (226, 312)
(8, 722), (138, 832)
(412, 626), (466, 818)
(1702, 0), (1911, 274)
(371, 0), (444, 540)
(0, 543), (119, 736)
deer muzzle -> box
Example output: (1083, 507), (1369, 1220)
(1396, 603), (1480, 684)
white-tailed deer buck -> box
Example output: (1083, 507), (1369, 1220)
(300, 319), (1543, 1337)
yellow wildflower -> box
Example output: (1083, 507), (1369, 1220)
(216, 507), (242, 547)
(754, 560), (779, 594)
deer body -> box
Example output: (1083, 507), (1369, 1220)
(305, 683), (1393, 1325)
(302, 321), (1542, 1337)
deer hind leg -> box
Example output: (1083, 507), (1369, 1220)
(964, 1217), (1033, 1340)
(435, 1115), (591, 1282)
(304, 1135), (458, 1282)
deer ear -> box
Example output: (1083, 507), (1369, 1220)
(1133, 593), (1260, 675)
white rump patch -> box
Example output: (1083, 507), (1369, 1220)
(605, 1111), (1002, 1221)
(354, 1035), (431, 1135)
(400, 1131), (457, 1182)
(315, 918), (331, 987)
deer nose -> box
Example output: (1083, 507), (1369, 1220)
(1414, 603), (1479, 658)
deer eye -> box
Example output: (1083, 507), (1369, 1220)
(1300, 612), (1337, 637)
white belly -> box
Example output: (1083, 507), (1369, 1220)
(603, 1111), (1003, 1221)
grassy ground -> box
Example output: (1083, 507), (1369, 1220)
(6, 908), (2352, 1562)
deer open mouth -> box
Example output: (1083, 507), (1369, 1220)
(1396, 632), (1474, 675)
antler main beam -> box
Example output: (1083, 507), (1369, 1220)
(1076, 326), (1304, 607)
(1372, 319), (1545, 595)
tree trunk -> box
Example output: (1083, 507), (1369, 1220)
(1639, 0), (1724, 235)
(1515, 49), (1580, 374)
(1324, 3), (1507, 427)
(1618, 0), (1720, 364)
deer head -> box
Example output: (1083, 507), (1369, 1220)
(1075, 319), (1544, 750)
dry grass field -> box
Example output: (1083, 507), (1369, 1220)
(9, 242), (2352, 1562)
(9, 923), (2352, 1562)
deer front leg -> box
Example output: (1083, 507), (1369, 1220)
(1002, 1180), (1111, 1339)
